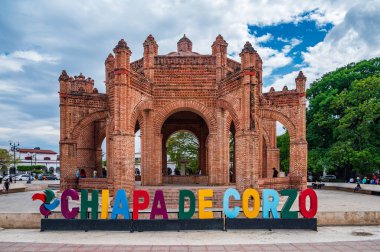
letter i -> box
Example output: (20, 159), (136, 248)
(101, 189), (109, 219)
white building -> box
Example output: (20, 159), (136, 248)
(12, 147), (60, 174)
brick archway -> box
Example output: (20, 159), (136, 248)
(217, 99), (241, 132)
(129, 100), (152, 133)
(261, 109), (296, 140)
(155, 100), (217, 135)
(71, 110), (108, 141)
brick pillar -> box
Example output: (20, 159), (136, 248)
(153, 133), (163, 185)
(212, 34), (228, 82)
(143, 34), (158, 81)
(235, 132), (251, 192)
(215, 108), (228, 185)
(110, 39), (134, 197)
(266, 148), (280, 177)
(112, 133), (135, 197)
(289, 140), (307, 189)
(141, 109), (158, 185)
(106, 129), (115, 194)
(206, 133), (216, 184)
(59, 142), (77, 190)
(293, 71), (307, 189)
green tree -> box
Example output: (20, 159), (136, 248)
(277, 131), (290, 173)
(166, 131), (199, 174)
(0, 149), (12, 167)
(307, 57), (380, 177)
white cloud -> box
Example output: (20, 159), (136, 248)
(0, 50), (59, 73)
(256, 33), (273, 43)
(12, 50), (58, 63)
(259, 47), (293, 77)
(266, 0), (380, 92)
(282, 38), (302, 55)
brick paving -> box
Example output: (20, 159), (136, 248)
(0, 240), (379, 252)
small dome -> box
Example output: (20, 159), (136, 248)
(178, 34), (191, 44)
(177, 34), (192, 52)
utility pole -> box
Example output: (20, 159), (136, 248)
(9, 141), (20, 183)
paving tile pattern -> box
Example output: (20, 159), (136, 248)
(0, 240), (379, 252)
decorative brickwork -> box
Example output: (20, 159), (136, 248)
(59, 34), (307, 196)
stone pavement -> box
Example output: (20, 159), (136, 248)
(0, 240), (379, 251)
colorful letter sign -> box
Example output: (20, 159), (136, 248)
(32, 188), (318, 221)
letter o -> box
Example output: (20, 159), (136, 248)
(242, 189), (260, 219)
(299, 189), (318, 218)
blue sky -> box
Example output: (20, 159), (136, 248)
(0, 0), (380, 152)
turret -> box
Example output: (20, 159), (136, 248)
(239, 41), (257, 70)
(177, 34), (192, 52)
(59, 70), (95, 94)
(295, 71), (306, 93)
(212, 34), (228, 82)
(143, 34), (158, 80)
(113, 39), (131, 71)
(105, 53), (115, 85)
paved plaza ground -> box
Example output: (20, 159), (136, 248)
(0, 227), (379, 251)
(0, 240), (379, 251)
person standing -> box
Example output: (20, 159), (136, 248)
(93, 169), (97, 178)
(3, 179), (9, 194)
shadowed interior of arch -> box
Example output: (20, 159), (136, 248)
(261, 121), (290, 178)
(161, 111), (209, 183)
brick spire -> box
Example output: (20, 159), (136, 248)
(113, 39), (130, 53)
(240, 41), (256, 54)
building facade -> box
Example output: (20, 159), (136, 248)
(3, 147), (60, 175)
(59, 34), (307, 195)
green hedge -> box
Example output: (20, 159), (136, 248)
(17, 165), (46, 171)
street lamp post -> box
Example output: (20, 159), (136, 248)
(9, 141), (20, 183)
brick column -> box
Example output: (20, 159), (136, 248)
(289, 140), (307, 186)
(59, 142), (77, 191)
(141, 109), (159, 185)
(235, 131), (259, 192)
(112, 133), (135, 198)
(266, 148), (280, 177)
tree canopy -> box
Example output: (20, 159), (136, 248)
(277, 131), (290, 173)
(306, 57), (380, 178)
(166, 131), (199, 174)
(0, 148), (12, 167)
